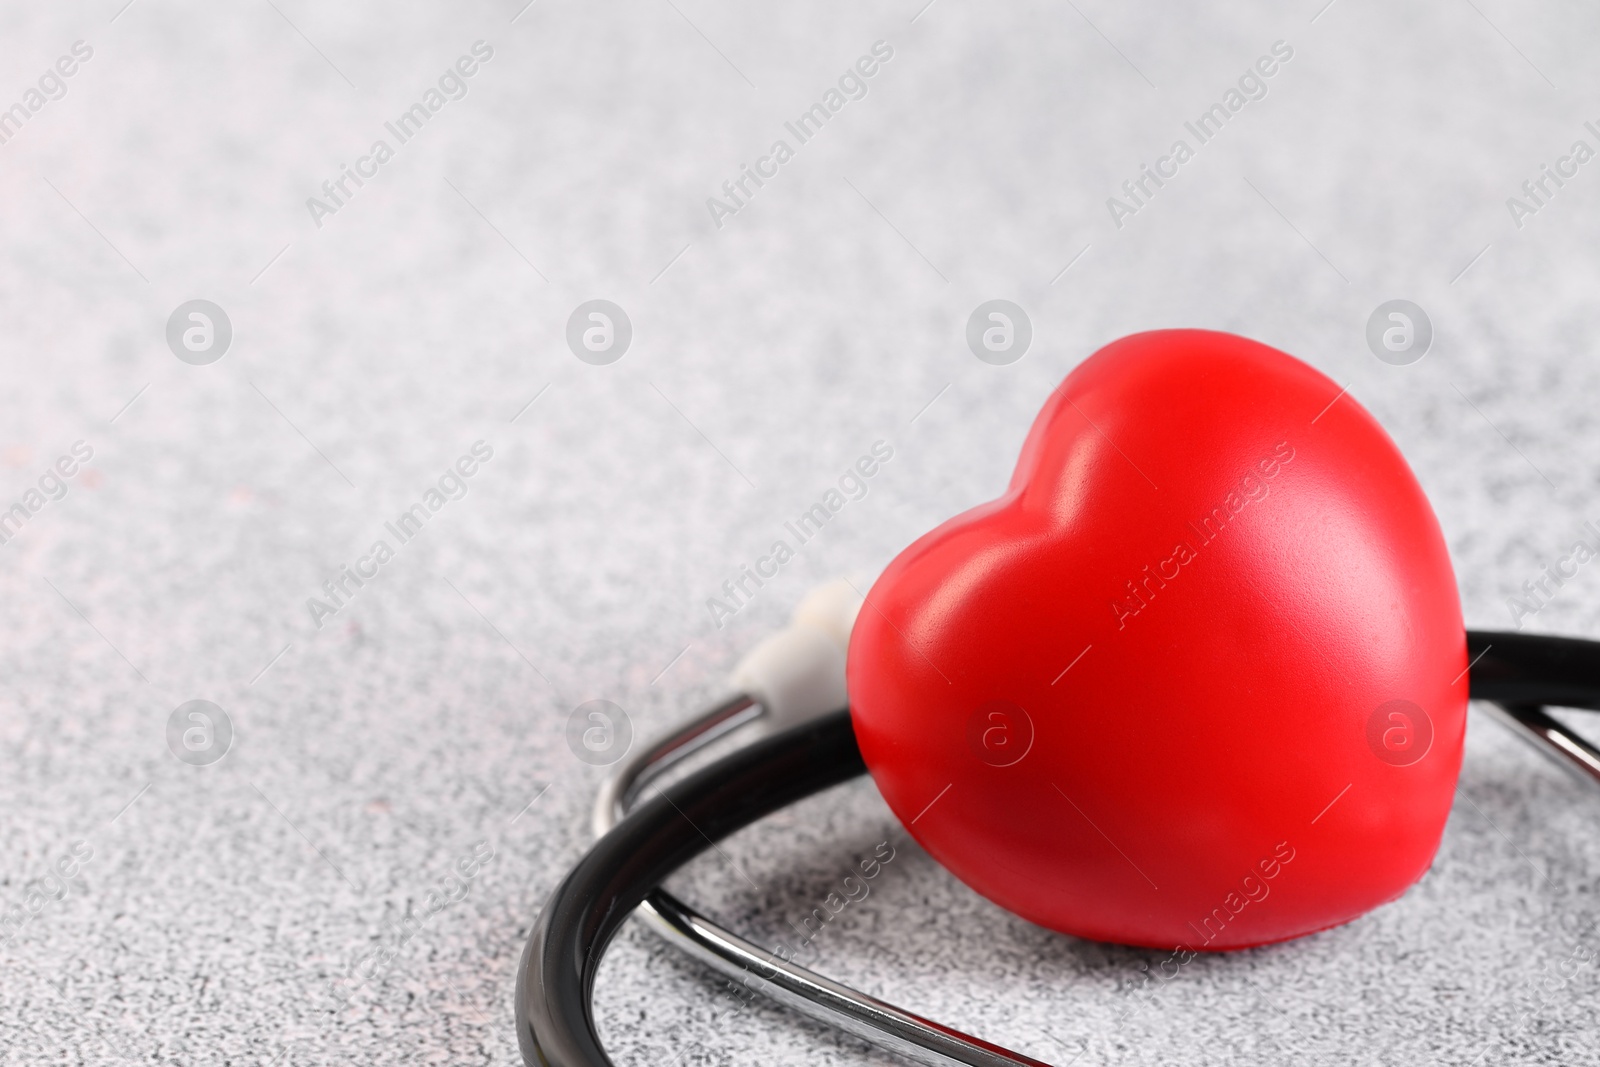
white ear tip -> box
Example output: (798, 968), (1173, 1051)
(791, 578), (864, 651)
(728, 626), (846, 731)
(726, 579), (869, 731)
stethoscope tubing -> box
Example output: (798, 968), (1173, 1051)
(517, 630), (1600, 1067)
(516, 707), (864, 1067)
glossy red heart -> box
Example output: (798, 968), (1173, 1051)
(847, 330), (1466, 951)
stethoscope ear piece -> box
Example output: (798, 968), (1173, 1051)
(727, 578), (862, 735)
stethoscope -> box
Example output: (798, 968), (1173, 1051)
(515, 332), (1600, 1067)
(512, 331), (1600, 1067)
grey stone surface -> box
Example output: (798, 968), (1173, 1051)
(0, 1), (1598, 1064)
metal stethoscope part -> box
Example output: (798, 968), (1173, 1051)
(1481, 702), (1600, 787)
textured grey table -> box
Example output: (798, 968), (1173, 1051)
(2, 1), (1599, 1064)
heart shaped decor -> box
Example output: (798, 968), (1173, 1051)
(847, 329), (1466, 950)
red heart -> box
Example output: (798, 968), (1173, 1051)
(847, 330), (1466, 951)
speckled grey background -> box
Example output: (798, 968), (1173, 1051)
(2, 1), (1599, 1064)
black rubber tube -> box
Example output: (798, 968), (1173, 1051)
(516, 708), (865, 1067)
(1466, 630), (1600, 710)
(517, 630), (1600, 1067)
